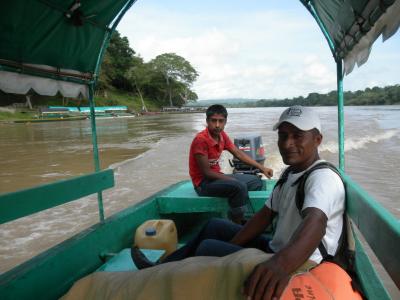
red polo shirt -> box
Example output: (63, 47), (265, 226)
(189, 128), (235, 187)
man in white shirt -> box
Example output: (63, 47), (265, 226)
(238, 106), (344, 299)
(132, 106), (345, 300)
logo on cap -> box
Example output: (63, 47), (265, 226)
(286, 107), (302, 117)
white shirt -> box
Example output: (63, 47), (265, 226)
(265, 160), (345, 263)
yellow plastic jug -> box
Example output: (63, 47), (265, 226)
(134, 219), (178, 258)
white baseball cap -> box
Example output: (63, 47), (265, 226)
(273, 106), (321, 133)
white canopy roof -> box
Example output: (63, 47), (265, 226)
(343, 0), (400, 74)
(0, 70), (88, 98)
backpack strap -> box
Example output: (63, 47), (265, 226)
(292, 161), (343, 260)
(269, 166), (293, 211)
(286, 161), (363, 295)
(275, 166), (293, 189)
(293, 161), (340, 212)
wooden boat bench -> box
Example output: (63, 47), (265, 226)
(0, 169), (114, 225)
(155, 180), (276, 215)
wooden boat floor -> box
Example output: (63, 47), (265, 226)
(98, 179), (276, 273)
(97, 249), (165, 272)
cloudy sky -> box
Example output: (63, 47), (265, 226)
(117, 0), (400, 100)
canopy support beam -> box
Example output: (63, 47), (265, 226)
(93, 0), (138, 79)
(300, 0), (337, 60)
(87, 0), (138, 223)
(336, 60), (345, 171)
(88, 83), (105, 222)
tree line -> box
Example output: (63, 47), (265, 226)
(96, 31), (199, 111)
(238, 85), (400, 107)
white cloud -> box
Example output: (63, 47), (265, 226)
(117, 2), (400, 100)
(288, 55), (336, 97)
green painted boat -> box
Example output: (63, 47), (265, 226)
(0, 1), (399, 299)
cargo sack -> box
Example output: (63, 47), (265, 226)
(62, 249), (363, 300)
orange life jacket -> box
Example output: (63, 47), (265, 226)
(280, 262), (363, 300)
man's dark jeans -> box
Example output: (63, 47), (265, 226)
(163, 218), (273, 263)
(195, 173), (263, 219)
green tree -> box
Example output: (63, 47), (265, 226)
(128, 56), (151, 112)
(170, 81), (198, 106)
(97, 30), (135, 93)
(150, 53), (199, 107)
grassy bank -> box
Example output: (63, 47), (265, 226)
(93, 89), (161, 112)
(0, 111), (37, 121)
(28, 89), (162, 112)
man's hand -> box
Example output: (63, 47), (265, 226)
(243, 257), (290, 300)
(242, 208), (328, 299)
(259, 166), (273, 179)
(229, 147), (274, 178)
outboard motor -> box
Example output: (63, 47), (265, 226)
(230, 135), (265, 174)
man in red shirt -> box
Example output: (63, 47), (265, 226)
(189, 104), (273, 224)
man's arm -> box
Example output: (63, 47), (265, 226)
(194, 153), (235, 181)
(230, 205), (274, 246)
(243, 207), (327, 300)
(228, 146), (273, 178)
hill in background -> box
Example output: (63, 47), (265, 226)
(188, 85), (400, 107)
(187, 98), (259, 106)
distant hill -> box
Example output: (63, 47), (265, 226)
(187, 85), (400, 108)
(186, 98), (261, 107)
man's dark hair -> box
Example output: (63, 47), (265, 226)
(206, 104), (228, 119)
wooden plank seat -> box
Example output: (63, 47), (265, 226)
(156, 180), (275, 214)
(0, 169), (114, 225)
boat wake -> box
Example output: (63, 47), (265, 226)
(320, 129), (398, 153)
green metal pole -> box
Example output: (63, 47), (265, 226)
(88, 83), (105, 222)
(336, 60), (345, 171)
(300, 1), (336, 57)
(93, 0), (138, 78)
(301, 1), (345, 170)
(87, 0), (138, 223)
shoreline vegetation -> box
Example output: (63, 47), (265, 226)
(241, 84), (400, 107)
(194, 84), (400, 108)
(1, 84), (399, 123)
(0, 30), (399, 122)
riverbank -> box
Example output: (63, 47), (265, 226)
(0, 111), (137, 123)
(0, 94), (206, 122)
(0, 109), (204, 123)
(0, 88), (162, 122)
(0, 110), (37, 122)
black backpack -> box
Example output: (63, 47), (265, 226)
(273, 161), (361, 292)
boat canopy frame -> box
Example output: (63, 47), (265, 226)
(0, 0), (398, 251)
(1, 0), (138, 221)
(0, 0), (398, 224)
(0, 0), (399, 172)
(301, 0), (400, 170)
(1, 0), (399, 175)
(0, 0), (399, 298)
